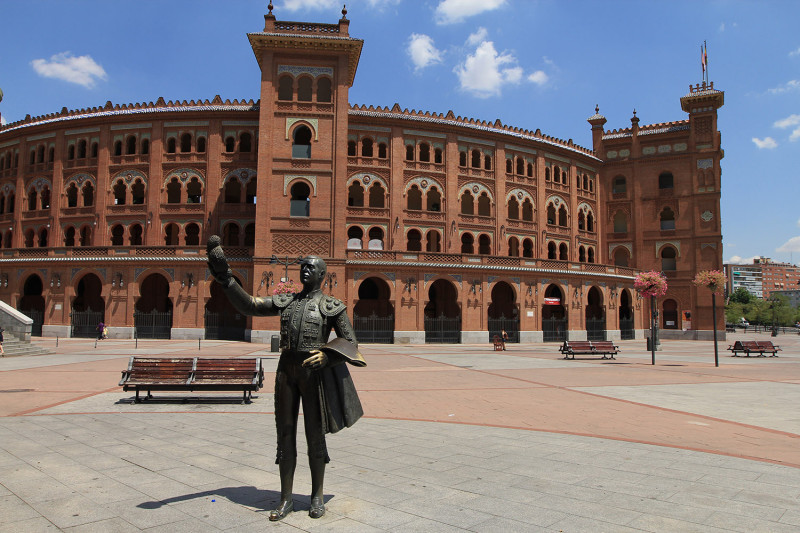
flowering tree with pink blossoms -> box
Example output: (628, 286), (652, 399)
(634, 271), (667, 364)
(693, 269), (728, 366)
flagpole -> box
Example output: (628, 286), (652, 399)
(704, 40), (708, 84)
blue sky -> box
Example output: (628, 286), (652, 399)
(1, 0), (798, 266)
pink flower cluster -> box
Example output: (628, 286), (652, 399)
(273, 280), (302, 295)
(634, 271), (668, 298)
(692, 270), (727, 294)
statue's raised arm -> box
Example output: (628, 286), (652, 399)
(206, 235), (276, 316)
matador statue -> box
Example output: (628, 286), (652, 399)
(206, 235), (366, 520)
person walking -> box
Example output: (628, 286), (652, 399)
(0, 327), (5, 356)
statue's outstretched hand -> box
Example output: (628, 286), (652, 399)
(207, 235), (232, 285)
(302, 350), (328, 369)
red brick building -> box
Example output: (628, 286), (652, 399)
(0, 8), (724, 343)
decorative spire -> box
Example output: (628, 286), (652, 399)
(341, 4), (348, 20)
(595, 105), (599, 115)
(268, 0), (273, 14)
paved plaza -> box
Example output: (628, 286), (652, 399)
(1, 331), (799, 531)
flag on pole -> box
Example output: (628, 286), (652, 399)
(701, 44), (706, 74)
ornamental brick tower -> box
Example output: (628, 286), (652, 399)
(595, 81), (724, 338)
(246, 5), (363, 341)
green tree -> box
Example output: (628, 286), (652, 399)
(728, 286), (754, 304)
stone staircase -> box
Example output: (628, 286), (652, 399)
(2, 334), (52, 357)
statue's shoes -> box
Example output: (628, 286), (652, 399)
(269, 500), (294, 521)
(308, 498), (325, 519)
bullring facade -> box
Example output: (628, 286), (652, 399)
(0, 8), (724, 343)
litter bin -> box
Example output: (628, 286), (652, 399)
(271, 335), (280, 352)
(646, 337), (652, 351)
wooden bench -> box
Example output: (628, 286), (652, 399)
(727, 340), (781, 357)
(560, 340), (619, 360)
(559, 341), (619, 360)
(492, 335), (505, 351)
(119, 357), (264, 403)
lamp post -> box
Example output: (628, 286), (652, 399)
(270, 255), (301, 282)
(712, 290), (719, 367)
(650, 293), (658, 365)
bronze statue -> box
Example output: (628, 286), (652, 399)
(206, 236), (365, 520)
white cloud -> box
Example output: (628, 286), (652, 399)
(797, 218), (800, 228)
(435, 0), (506, 25)
(790, 47), (800, 57)
(279, 0), (337, 11)
(466, 27), (488, 46)
(777, 236), (800, 253)
(455, 40), (522, 98)
(752, 137), (777, 149)
(407, 34), (443, 71)
(719, 22), (725, 32)
(527, 70), (549, 86)
(774, 114), (800, 129)
(726, 255), (760, 265)
(791, 128), (800, 142)
(31, 52), (107, 88)
(768, 79), (800, 95)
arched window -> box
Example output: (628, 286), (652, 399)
(516, 157), (524, 175)
(37, 145), (45, 163)
(186, 178), (202, 204)
(427, 187), (441, 211)
(29, 149), (36, 165)
(129, 224), (143, 246)
(367, 227), (384, 250)
(4, 231), (11, 248)
(663, 299), (679, 329)
(478, 234), (491, 255)
(244, 223), (255, 247)
(613, 176), (626, 193)
(224, 178), (241, 203)
(91, 142), (99, 157)
(27, 189), (38, 211)
(460, 191), (474, 215)
(166, 138), (176, 154)
(38, 228), (48, 247)
(613, 247), (629, 267)
(659, 172), (674, 189)
(292, 126), (312, 158)
(405, 145), (414, 161)
(527, 162), (533, 177)
(547, 203), (556, 224)
(317, 77), (332, 102)
(126, 136), (136, 155)
(347, 226), (363, 249)
(368, 183), (385, 208)
(166, 177), (182, 203)
(347, 140), (356, 156)
(81, 182), (94, 207)
(239, 132), (252, 153)
(184, 223), (200, 246)
(661, 246), (677, 271)
(522, 238), (534, 258)
(180, 133), (192, 153)
(507, 197), (519, 219)
(547, 241), (557, 259)
(66, 184), (79, 208)
(297, 76), (313, 102)
(407, 185), (422, 210)
(164, 223), (179, 246)
(545, 167), (551, 181)
(477, 192), (491, 216)
(79, 226), (91, 246)
(361, 138), (373, 157)
(290, 182), (311, 217)
(553, 166), (561, 183)
(131, 179), (145, 204)
(578, 211), (585, 231)
(579, 246), (586, 262)
(522, 199), (533, 221)
(471, 149), (481, 168)
(67, 145), (75, 160)
(348, 181), (364, 207)
(245, 177), (257, 204)
(587, 212), (594, 232)
(558, 205), (567, 226)
(24, 229), (35, 248)
(484, 154), (492, 170)
(379, 143), (388, 159)
(278, 75), (293, 101)
(660, 207), (675, 230)
(583, 175), (589, 190)
(459, 151), (467, 166)
(425, 230), (441, 252)
(460, 233), (474, 254)
(111, 225), (125, 246)
(587, 247), (595, 263)
(225, 136), (235, 152)
(419, 143), (430, 162)
(407, 229), (422, 252)
(508, 237), (519, 257)
(559, 243), (568, 261)
(64, 226), (76, 247)
(223, 223), (240, 246)
(613, 211), (627, 233)
(141, 139), (149, 155)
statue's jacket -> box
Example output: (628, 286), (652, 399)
(222, 281), (366, 434)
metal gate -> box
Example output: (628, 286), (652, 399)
(70, 309), (104, 338)
(542, 317), (568, 342)
(354, 313), (394, 344)
(134, 310), (172, 339)
(424, 314), (461, 343)
(488, 316), (519, 343)
(586, 318), (607, 341)
(620, 317), (635, 340)
(204, 310), (246, 341)
(20, 308), (44, 337)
